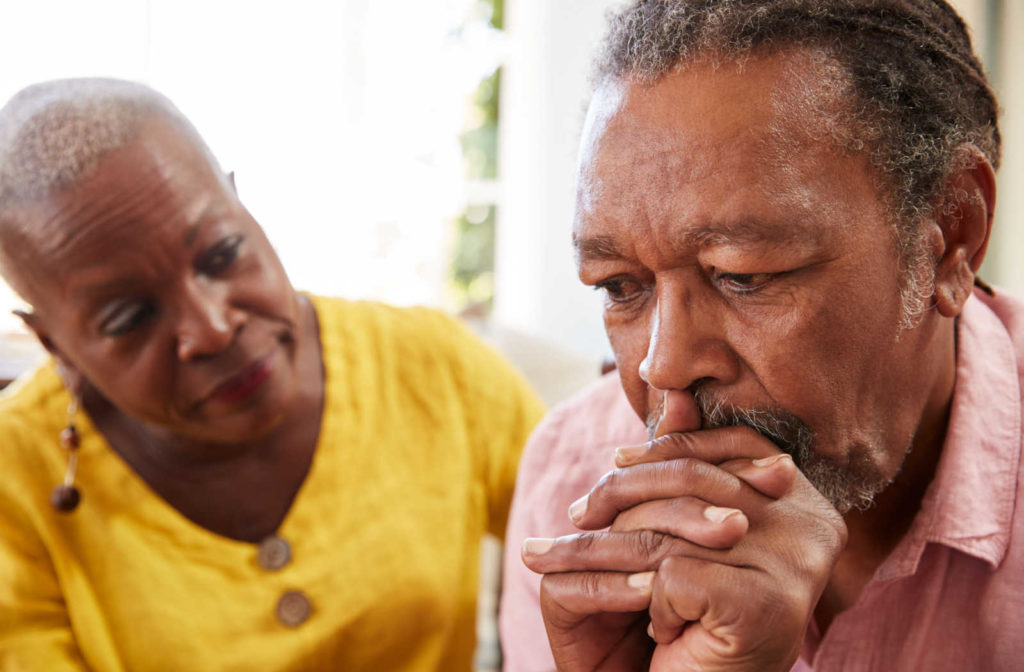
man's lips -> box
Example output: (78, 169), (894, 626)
(206, 354), (274, 405)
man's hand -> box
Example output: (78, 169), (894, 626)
(522, 391), (847, 672)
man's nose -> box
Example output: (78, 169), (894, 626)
(638, 285), (738, 391)
(175, 279), (246, 361)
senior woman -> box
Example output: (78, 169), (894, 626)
(0, 78), (543, 671)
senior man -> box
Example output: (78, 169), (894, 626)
(501, 1), (1021, 670)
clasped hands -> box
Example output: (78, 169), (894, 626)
(522, 390), (848, 672)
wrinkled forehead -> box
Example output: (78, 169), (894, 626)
(575, 50), (864, 231)
(0, 120), (228, 303)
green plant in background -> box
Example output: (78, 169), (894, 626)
(450, 0), (502, 314)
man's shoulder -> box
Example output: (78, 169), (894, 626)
(977, 288), (1024, 352)
(530, 372), (647, 457)
(968, 288), (1024, 383)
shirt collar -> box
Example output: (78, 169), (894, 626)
(878, 291), (1021, 580)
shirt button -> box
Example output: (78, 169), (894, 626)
(257, 535), (292, 571)
(276, 590), (313, 627)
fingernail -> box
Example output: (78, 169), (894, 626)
(703, 505), (742, 524)
(568, 495), (588, 523)
(646, 621), (655, 638)
(627, 571), (655, 590)
(522, 537), (555, 555)
(615, 444), (646, 465)
(752, 454), (792, 468)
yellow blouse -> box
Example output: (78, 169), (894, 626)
(0, 296), (544, 671)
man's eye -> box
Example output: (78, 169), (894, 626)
(715, 271), (776, 293)
(197, 234), (244, 275)
(100, 300), (156, 336)
(594, 276), (646, 304)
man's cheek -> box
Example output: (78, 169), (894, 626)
(606, 329), (654, 423)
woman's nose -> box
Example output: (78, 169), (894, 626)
(175, 280), (246, 361)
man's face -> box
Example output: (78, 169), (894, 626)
(12, 118), (304, 444)
(574, 52), (947, 509)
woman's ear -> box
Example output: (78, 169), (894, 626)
(932, 146), (997, 318)
(14, 309), (84, 393)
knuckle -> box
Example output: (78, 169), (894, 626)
(630, 529), (671, 560)
(659, 431), (697, 457)
(539, 573), (566, 603)
(657, 554), (683, 577)
(667, 456), (730, 495)
(592, 468), (620, 498)
(666, 456), (697, 484)
(579, 571), (604, 600)
(570, 532), (597, 554)
(724, 424), (762, 446)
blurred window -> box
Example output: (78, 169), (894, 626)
(0, 0), (504, 339)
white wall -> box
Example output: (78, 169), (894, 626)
(494, 0), (624, 360)
(986, 1), (1024, 292)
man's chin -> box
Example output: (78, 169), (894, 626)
(688, 388), (890, 514)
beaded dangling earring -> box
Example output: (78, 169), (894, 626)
(51, 396), (82, 513)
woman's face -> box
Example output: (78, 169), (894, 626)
(15, 119), (306, 444)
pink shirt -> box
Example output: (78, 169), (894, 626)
(500, 288), (1024, 671)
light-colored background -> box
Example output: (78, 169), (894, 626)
(1, 0), (1017, 376)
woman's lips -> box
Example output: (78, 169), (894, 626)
(208, 355), (274, 405)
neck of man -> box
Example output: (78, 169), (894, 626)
(815, 316), (958, 633)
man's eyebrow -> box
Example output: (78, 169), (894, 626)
(683, 219), (822, 247)
(573, 235), (625, 261)
(575, 220), (821, 261)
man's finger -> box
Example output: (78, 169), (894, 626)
(522, 530), (727, 574)
(717, 453), (798, 500)
(569, 459), (769, 530)
(615, 425), (781, 468)
(540, 570), (655, 619)
(609, 496), (748, 549)
(652, 389), (701, 438)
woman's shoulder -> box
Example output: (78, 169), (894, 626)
(0, 360), (65, 433)
(309, 294), (462, 333)
(309, 294), (479, 363)
(0, 362), (67, 505)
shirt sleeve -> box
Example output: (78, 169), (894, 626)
(0, 470), (88, 671)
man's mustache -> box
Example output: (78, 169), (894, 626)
(646, 388), (814, 462)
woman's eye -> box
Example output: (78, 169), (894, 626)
(594, 276), (646, 304)
(715, 271), (776, 293)
(100, 300), (156, 336)
(197, 234), (244, 275)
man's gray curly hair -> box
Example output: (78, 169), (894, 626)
(594, 0), (1001, 327)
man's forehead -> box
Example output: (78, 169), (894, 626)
(574, 215), (827, 261)
(573, 50), (873, 249)
(579, 48), (855, 170)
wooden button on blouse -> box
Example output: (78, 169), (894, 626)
(276, 590), (312, 627)
(257, 535), (291, 571)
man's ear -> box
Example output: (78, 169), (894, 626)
(13, 309), (84, 393)
(931, 146), (996, 318)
